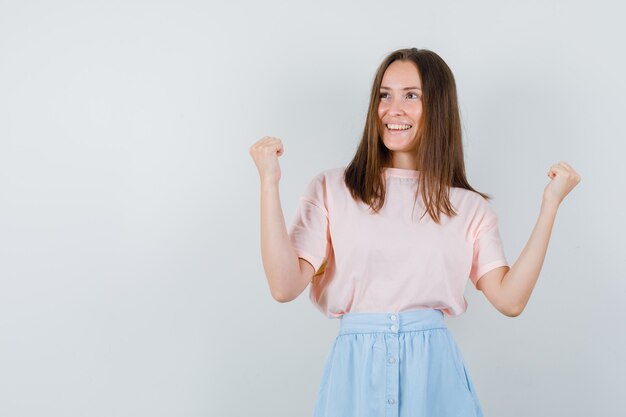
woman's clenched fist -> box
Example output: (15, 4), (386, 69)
(249, 136), (284, 185)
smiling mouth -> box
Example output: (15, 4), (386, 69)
(385, 123), (413, 131)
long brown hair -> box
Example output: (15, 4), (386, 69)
(344, 47), (492, 224)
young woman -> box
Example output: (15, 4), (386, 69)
(249, 48), (580, 417)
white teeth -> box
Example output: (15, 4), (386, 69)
(386, 124), (412, 130)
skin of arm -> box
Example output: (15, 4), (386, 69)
(476, 161), (581, 317)
(476, 200), (558, 317)
(260, 179), (315, 303)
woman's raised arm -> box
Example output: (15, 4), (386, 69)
(478, 161), (582, 316)
(249, 136), (314, 302)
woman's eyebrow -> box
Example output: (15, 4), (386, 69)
(380, 86), (422, 91)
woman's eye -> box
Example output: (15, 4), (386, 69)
(379, 92), (420, 100)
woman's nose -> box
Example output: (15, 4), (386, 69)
(389, 99), (405, 115)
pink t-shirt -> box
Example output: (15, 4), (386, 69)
(288, 166), (509, 318)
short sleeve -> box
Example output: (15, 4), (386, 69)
(469, 200), (509, 288)
(288, 173), (331, 272)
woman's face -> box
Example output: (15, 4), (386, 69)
(377, 60), (423, 155)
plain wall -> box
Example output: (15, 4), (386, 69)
(1, 0), (624, 416)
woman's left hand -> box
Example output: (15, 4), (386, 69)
(543, 161), (581, 207)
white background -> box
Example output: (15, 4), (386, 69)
(1, 1), (624, 416)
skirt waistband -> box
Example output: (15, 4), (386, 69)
(338, 308), (446, 335)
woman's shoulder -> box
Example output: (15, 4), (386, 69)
(299, 166), (347, 197)
(308, 165), (347, 185)
(450, 185), (483, 201)
(449, 186), (494, 214)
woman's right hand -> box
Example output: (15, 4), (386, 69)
(249, 136), (284, 185)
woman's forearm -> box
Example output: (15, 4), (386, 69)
(260, 180), (302, 302)
(500, 200), (559, 315)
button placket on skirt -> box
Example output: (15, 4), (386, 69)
(384, 313), (400, 417)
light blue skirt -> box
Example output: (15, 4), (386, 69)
(313, 308), (484, 417)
